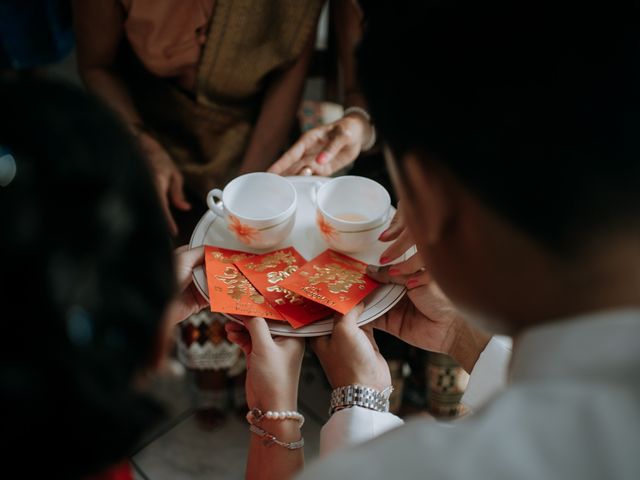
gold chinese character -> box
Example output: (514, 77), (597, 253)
(266, 265), (298, 284)
(244, 250), (298, 271)
(307, 263), (366, 294)
(329, 252), (367, 273)
(215, 266), (265, 304)
(211, 251), (252, 264)
(266, 284), (304, 305)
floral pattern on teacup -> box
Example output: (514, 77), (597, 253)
(228, 215), (260, 245)
(316, 211), (337, 241)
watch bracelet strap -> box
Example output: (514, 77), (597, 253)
(329, 384), (391, 415)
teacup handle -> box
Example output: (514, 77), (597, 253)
(206, 188), (225, 217)
(309, 181), (324, 205)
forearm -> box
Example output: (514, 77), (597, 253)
(73, 0), (141, 131)
(448, 317), (492, 374)
(80, 68), (143, 130)
(239, 31), (316, 173)
(247, 421), (304, 480)
(333, 0), (364, 108)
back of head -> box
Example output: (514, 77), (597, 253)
(0, 79), (174, 477)
(358, 0), (640, 254)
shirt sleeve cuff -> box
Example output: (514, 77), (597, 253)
(319, 406), (404, 457)
(461, 335), (512, 412)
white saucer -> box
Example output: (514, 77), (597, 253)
(189, 176), (408, 337)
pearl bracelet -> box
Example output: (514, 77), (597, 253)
(246, 408), (305, 428)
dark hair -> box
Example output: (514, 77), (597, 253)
(0, 79), (174, 477)
(358, 1), (640, 252)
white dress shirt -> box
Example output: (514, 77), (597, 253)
(301, 310), (640, 480)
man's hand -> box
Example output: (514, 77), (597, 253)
(311, 304), (391, 391)
(369, 268), (491, 373)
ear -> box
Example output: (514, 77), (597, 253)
(400, 152), (455, 246)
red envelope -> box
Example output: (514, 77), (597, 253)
(204, 246), (284, 320)
(279, 249), (379, 314)
(235, 247), (333, 329)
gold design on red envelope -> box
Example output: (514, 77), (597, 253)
(280, 249), (379, 315)
(227, 215), (260, 244)
(215, 266), (266, 303)
(329, 251), (367, 273)
(204, 246), (284, 320)
(236, 247), (332, 328)
(243, 250), (298, 271)
(267, 286), (304, 305)
(211, 250), (253, 264)
(305, 262), (367, 293)
(267, 269), (300, 289)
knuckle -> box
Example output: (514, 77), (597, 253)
(318, 165), (332, 176)
(304, 130), (320, 142)
(333, 124), (347, 137)
(338, 125), (355, 140)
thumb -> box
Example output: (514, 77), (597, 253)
(361, 323), (380, 351)
(333, 303), (365, 331)
(316, 127), (348, 165)
(310, 333), (330, 356)
(243, 316), (274, 352)
(174, 245), (204, 291)
(169, 174), (192, 211)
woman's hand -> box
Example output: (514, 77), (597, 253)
(376, 203), (425, 282)
(310, 304), (391, 391)
(167, 246), (209, 325)
(225, 318), (305, 411)
(267, 113), (373, 177)
(138, 132), (191, 236)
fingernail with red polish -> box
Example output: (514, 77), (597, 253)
(379, 256), (390, 264)
(406, 279), (417, 289)
(378, 228), (390, 240)
(316, 152), (330, 164)
(389, 267), (401, 276)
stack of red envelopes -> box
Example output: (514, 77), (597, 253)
(204, 246), (379, 329)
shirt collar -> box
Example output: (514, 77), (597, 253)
(510, 308), (640, 383)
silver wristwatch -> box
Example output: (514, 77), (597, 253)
(329, 384), (393, 415)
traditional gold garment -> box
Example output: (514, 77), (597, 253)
(121, 0), (324, 197)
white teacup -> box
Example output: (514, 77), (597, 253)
(315, 176), (391, 253)
(207, 172), (297, 249)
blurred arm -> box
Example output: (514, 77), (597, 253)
(73, 0), (142, 129)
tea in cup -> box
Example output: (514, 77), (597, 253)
(207, 172), (297, 249)
(315, 176), (391, 253)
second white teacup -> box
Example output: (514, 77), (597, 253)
(207, 172), (297, 249)
(315, 176), (391, 253)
